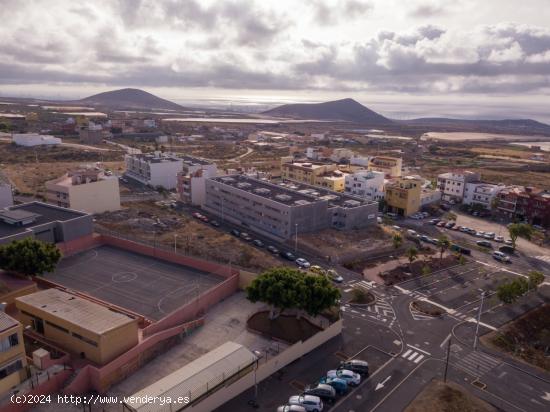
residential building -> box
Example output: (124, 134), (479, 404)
(384, 176), (422, 216)
(0, 201), (92, 245)
(0, 312), (27, 396)
(0, 174), (13, 208)
(78, 124), (103, 144)
(176, 156), (218, 206)
(329, 148), (354, 162)
(495, 186), (523, 220)
(12, 133), (61, 147)
(45, 168), (121, 214)
(349, 154), (371, 167)
(420, 188), (442, 207)
(203, 175), (378, 240)
(368, 156), (402, 178)
(437, 171), (481, 203)
(16, 289), (138, 365)
(463, 182), (502, 210)
(344, 170), (385, 201)
(496, 186), (550, 227)
(281, 161), (349, 192)
(124, 152), (184, 189)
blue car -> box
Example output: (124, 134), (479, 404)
(318, 376), (348, 395)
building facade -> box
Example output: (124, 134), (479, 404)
(16, 289), (138, 365)
(0, 312), (27, 396)
(368, 156), (402, 178)
(176, 156), (218, 206)
(0, 179), (13, 209)
(203, 175), (377, 240)
(496, 186), (550, 227)
(463, 182), (502, 210)
(12, 133), (62, 147)
(45, 168), (121, 214)
(79, 125), (103, 144)
(344, 170), (385, 201)
(420, 188), (442, 207)
(384, 176), (422, 216)
(124, 152), (184, 189)
(437, 171), (481, 203)
(281, 161), (349, 192)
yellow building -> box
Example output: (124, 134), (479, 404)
(281, 161), (348, 192)
(0, 312), (27, 396)
(384, 176), (422, 216)
(16, 289), (138, 365)
(368, 156), (402, 178)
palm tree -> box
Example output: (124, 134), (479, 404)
(406, 247), (418, 270)
(392, 233), (403, 250)
(437, 235), (450, 263)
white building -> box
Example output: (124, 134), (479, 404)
(420, 188), (442, 207)
(349, 154), (371, 167)
(124, 152), (184, 189)
(344, 170), (385, 201)
(437, 171), (481, 203)
(12, 133), (62, 147)
(463, 182), (502, 210)
(177, 156), (218, 206)
(0, 178), (13, 208)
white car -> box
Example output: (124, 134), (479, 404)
(295, 258), (311, 269)
(277, 405), (307, 412)
(327, 369), (361, 386)
(494, 235), (504, 242)
(288, 395), (323, 412)
(492, 251), (510, 263)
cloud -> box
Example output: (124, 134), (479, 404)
(311, 0), (372, 25)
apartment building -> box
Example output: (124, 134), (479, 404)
(16, 289), (138, 365)
(0, 202), (92, 245)
(344, 170), (385, 201)
(437, 171), (481, 203)
(368, 156), (402, 178)
(384, 176), (422, 216)
(281, 161), (349, 192)
(496, 186), (550, 227)
(420, 188), (442, 207)
(124, 152), (183, 189)
(78, 124), (103, 144)
(176, 156), (218, 206)
(463, 182), (502, 210)
(203, 175), (377, 240)
(0, 174), (13, 208)
(45, 168), (120, 214)
(0, 312), (27, 396)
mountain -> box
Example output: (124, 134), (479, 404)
(76, 88), (185, 111)
(262, 98), (392, 124)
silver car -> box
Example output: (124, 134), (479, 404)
(288, 395), (323, 412)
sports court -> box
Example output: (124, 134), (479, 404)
(48, 245), (225, 320)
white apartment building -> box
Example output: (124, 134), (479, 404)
(344, 170), (385, 201)
(12, 133), (61, 147)
(124, 152), (183, 189)
(177, 156), (218, 206)
(349, 154), (371, 167)
(463, 182), (502, 209)
(437, 171), (481, 203)
(420, 188), (442, 207)
(45, 168), (120, 214)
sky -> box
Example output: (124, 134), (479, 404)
(0, 0), (549, 120)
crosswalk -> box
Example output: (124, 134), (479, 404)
(364, 299), (395, 318)
(452, 350), (501, 378)
(401, 348), (426, 364)
(349, 280), (377, 291)
(533, 255), (550, 264)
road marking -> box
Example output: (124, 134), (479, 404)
(393, 340), (401, 346)
(406, 344), (431, 356)
(402, 349), (412, 358)
(440, 333), (452, 349)
(375, 376), (391, 391)
(343, 288), (353, 292)
(452, 351), (501, 378)
(542, 392), (550, 402)
(414, 354), (424, 363)
(408, 352), (419, 361)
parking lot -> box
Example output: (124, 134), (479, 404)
(49, 245), (224, 320)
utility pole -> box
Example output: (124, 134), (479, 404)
(444, 336), (451, 383)
(174, 234), (178, 253)
(473, 290), (485, 350)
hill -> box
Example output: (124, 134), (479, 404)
(403, 118), (550, 135)
(77, 88), (185, 111)
(262, 98), (392, 124)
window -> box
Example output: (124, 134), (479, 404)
(0, 333), (19, 352)
(72, 332), (98, 347)
(0, 359), (23, 379)
(46, 321), (69, 334)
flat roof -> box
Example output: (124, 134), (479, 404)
(179, 155), (213, 166)
(16, 288), (136, 335)
(0, 202), (89, 239)
(127, 153), (182, 163)
(211, 175), (376, 208)
(0, 209), (40, 222)
(125, 342), (256, 411)
(0, 311), (19, 333)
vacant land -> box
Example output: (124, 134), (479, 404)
(405, 379), (496, 412)
(247, 311), (322, 344)
(485, 304), (550, 372)
(423, 132), (550, 142)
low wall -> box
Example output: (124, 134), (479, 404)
(56, 233), (103, 257)
(187, 319), (343, 412)
(238, 270), (257, 290)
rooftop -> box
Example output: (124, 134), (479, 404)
(0, 311), (19, 333)
(126, 152), (182, 163)
(211, 175), (375, 208)
(179, 154), (213, 166)
(16, 289), (136, 335)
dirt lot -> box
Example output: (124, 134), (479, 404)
(95, 202), (282, 272)
(405, 379), (496, 412)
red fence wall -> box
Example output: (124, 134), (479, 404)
(56, 234), (103, 257)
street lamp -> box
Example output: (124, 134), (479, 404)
(294, 223), (298, 253)
(174, 234), (178, 253)
(473, 289), (486, 351)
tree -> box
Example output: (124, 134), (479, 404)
(0, 238), (62, 276)
(392, 233), (402, 250)
(528, 270), (545, 289)
(421, 265), (431, 277)
(497, 282), (517, 304)
(437, 235), (450, 262)
(508, 223), (534, 248)
(299, 275), (341, 317)
(406, 247), (418, 270)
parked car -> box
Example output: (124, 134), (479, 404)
(309, 265), (325, 275)
(277, 405), (307, 412)
(475, 231), (486, 237)
(318, 377), (348, 395)
(505, 239), (514, 246)
(476, 240), (493, 248)
(392, 225), (401, 231)
(327, 369), (361, 386)
(288, 395), (323, 412)
(492, 251), (510, 263)
(296, 258), (311, 269)
(407, 229), (418, 237)
(210, 220), (220, 227)
(451, 225), (461, 231)
(429, 219), (440, 225)
(499, 245), (516, 254)
(467, 228), (477, 235)
(327, 269), (343, 283)
(340, 359), (369, 376)
(303, 384), (336, 403)
(437, 221), (447, 227)
(429, 237), (439, 245)
(240, 232), (252, 241)
(230, 229), (240, 237)
(267, 245), (279, 254)
(494, 235), (504, 242)
(420, 235), (430, 243)
(459, 226), (469, 232)
(484, 232), (496, 239)
(280, 251), (296, 261)
(252, 239), (264, 248)
(200, 216), (209, 223)
(445, 222), (456, 228)
(450, 244), (471, 255)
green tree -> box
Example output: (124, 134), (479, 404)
(457, 254), (466, 265)
(392, 233), (402, 250)
(406, 247), (418, 270)
(508, 223), (534, 248)
(497, 282), (517, 304)
(528, 270), (545, 289)
(421, 265), (431, 277)
(299, 274), (341, 317)
(0, 238), (62, 276)
(351, 287), (370, 304)
(437, 235), (450, 263)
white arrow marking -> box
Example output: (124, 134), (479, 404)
(542, 392), (550, 402)
(375, 376), (391, 391)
